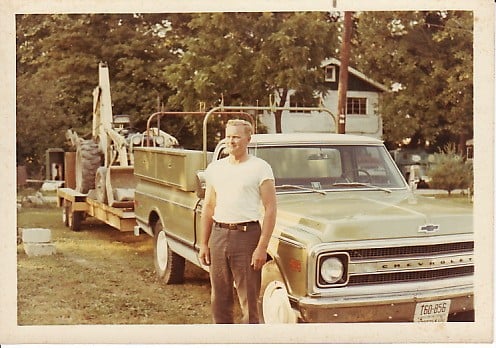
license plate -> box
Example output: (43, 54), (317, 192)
(414, 299), (451, 322)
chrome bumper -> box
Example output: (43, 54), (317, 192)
(295, 285), (474, 322)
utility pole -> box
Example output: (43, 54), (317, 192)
(337, 11), (353, 134)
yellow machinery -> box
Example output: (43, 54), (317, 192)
(91, 62), (134, 207)
(59, 62), (177, 231)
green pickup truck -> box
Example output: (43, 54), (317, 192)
(133, 108), (473, 323)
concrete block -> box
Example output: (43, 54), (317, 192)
(24, 195), (44, 205)
(41, 180), (64, 192)
(22, 228), (52, 243)
(41, 196), (58, 204)
(23, 242), (56, 257)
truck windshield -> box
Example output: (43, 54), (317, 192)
(249, 145), (406, 191)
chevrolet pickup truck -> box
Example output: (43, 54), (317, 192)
(133, 107), (474, 323)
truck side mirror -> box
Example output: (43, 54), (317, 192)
(196, 171), (206, 199)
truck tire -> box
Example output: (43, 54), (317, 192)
(153, 221), (185, 284)
(94, 167), (108, 203)
(258, 260), (298, 323)
(75, 139), (101, 194)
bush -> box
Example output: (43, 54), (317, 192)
(428, 144), (473, 195)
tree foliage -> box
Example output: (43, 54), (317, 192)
(352, 11), (473, 151)
(16, 14), (177, 173)
(164, 12), (339, 133)
(427, 144), (473, 195)
(16, 11), (474, 177)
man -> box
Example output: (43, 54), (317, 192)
(198, 119), (277, 324)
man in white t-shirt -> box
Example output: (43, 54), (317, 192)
(198, 119), (277, 324)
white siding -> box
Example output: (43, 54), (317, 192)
(260, 90), (383, 139)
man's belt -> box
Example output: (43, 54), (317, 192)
(214, 221), (259, 232)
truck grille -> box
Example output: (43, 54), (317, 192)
(317, 241), (474, 288)
(347, 242), (473, 260)
(349, 265), (474, 285)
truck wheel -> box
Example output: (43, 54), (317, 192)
(75, 139), (101, 194)
(258, 260), (298, 323)
(153, 221), (185, 284)
(94, 167), (108, 203)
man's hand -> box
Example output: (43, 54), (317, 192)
(251, 246), (267, 271)
(198, 245), (211, 266)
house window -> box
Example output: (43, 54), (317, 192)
(346, 97), (367, 115)
(325, 65), (336, 82)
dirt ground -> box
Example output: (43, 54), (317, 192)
(16, 204), (244, 325)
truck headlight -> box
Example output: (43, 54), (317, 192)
(316, 252), (349, 287)
(320, 257), (344, 284)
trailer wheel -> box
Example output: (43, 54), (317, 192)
(66, 202), (82, 231)
(258, 261), (298, 323)
(70, 212), (83, 231)
(153, 221), (185, 284)
(75, 139), (101, 194)
(62, 201), (69, 227)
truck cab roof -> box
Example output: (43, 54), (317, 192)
(249, 133), (383, 147)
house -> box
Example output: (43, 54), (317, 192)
(260, 58), (389, 139)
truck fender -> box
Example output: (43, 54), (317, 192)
(258, 260), (298, 323)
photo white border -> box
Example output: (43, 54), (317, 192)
(1, 0), (493, 344)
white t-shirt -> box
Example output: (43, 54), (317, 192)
(205, 155), (274, 223)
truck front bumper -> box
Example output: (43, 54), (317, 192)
(295, 286), (473, 322)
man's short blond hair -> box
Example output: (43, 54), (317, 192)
(226, 119), (253, 136)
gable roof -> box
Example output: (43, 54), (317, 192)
(321, 58), (389, 92)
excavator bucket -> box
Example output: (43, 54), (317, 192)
(105, 165), (136, 208)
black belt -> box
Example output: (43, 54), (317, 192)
(214, 221), (259, 232)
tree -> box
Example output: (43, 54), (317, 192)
(352, 11), (473, 152)
(164, 12), (339, 133)
(16, 11), (475, 177)
(428, 144), (472, 195)
(16, 14), (177, 173)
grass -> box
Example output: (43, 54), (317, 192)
(427, 192), (474, 205)
(16, 204), (224, 325)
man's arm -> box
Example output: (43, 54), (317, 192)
(251, 178), (277, 270)
(199, 183), (216, 266)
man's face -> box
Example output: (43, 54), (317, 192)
(225, 124), (250, 157)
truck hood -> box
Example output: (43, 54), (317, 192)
(275, 190), (473, 243)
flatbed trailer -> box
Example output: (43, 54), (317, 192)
(57, 187), (135, 232)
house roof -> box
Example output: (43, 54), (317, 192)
(321, 58), (389, 92)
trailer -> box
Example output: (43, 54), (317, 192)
(56, 62), (176, 233)
(57, 187), (135, 232)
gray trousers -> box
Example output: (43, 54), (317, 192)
(208, 223), (262, 324)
